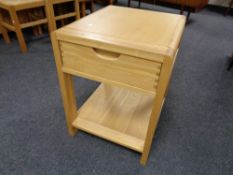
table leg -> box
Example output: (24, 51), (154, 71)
(9, 7), (27, 53)
(51, 33), (78, 136)
(140, 58), (173, 165)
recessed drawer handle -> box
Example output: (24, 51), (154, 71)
(92, 48), (120, 61)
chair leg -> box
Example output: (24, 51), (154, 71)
(187, 10), (191, 20)
(227, 54), (233, 71)
(109, 0), (114, 5)
(9, 7), (27, 53)
(138, 0), (141, 8)
(81, 2), (86, 17)
(15, 28), (27, 53)
(0, 24), (10, 44)
(128, 0), (131, 7)
(0, 13), (10, 43)
(90, 0), (94, 13)
(225, 0), (233, 16)
(180, 5), (184, 15)
(74, 0), (81, 19)
(45, 0), (57, 32)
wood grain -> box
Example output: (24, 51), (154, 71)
(53, 6), (186, 165)
(56, 6), (186, 60)
(72, 84), (154, 152)
(51, 32), (78, 136)
(60, 41), (161, 94)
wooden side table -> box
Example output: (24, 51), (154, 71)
(52, 6), (186, 165)
(0, 0), (49, 53)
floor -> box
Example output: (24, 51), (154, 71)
(0, 1), (233, 175)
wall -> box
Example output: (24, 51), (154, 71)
(209, 0), (231, 7)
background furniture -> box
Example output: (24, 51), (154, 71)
(227, 53), (233, 70)
(0, 0), (48, 52)
(0, 0), (91, 52)
(0, 14), (10, 43)
(45, 0), (80, 32)
(225, 0), (233, 15)
(52, 6), (185, 165)
(79, 0), (94, 17)
(128, 0), (209, 19)
(95, 0), (115, 4)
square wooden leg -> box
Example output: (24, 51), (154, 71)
(58, 72), (78, 136)
(140, 97), (164, 165)
(51, 33), (78, 136)
(140, 58), (173, 165)
(9, 7), (27, 53)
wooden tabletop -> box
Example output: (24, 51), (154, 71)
(55, 6), (186, 60)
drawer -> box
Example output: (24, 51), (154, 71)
(60, 41), (163, 93)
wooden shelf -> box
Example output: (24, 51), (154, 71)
(72, 84), (154, 152)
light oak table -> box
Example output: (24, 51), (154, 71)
(52, 6), (186, 165)
(0, 0), (48, 52)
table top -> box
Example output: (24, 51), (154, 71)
(0, 0), (44, 6)
(56, 6), (186, 60)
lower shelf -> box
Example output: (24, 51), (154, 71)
(72, 84), (155, 152)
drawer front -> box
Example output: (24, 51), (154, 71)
(60, 41), (162, 93)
